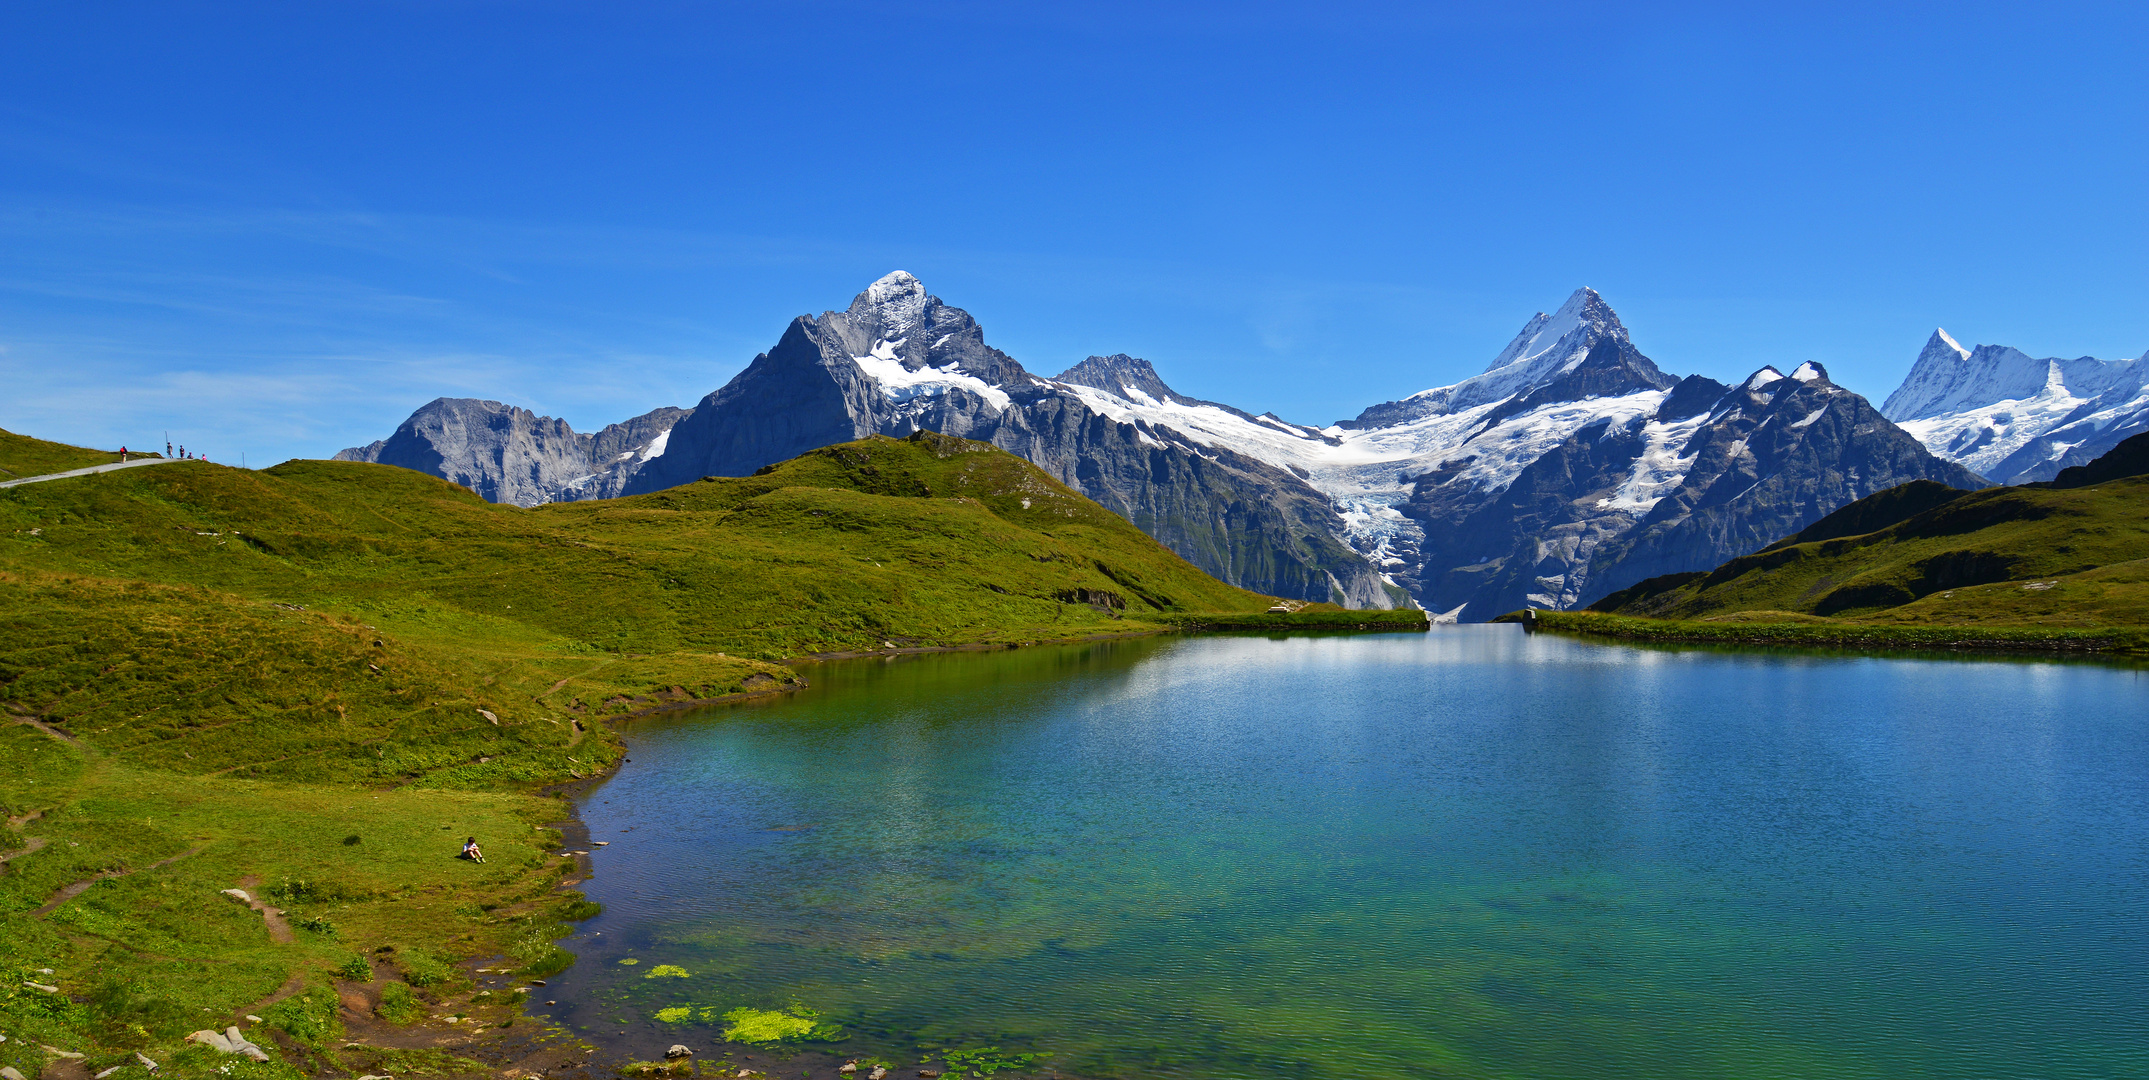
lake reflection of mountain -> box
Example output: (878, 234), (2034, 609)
(542, 628), (2149, 1080)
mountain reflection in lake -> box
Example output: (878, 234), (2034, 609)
(539, 627), (2149, 1079)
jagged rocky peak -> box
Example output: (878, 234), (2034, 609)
(333, 397), (689, 507)
(810, 270), (1030, 389)
(1344, 286), (1648, 429)
(1880, 326), (2149, 485)
(1481, 286), (1629, 377)
(1882, 329), (2052, 421)
(833, 270), (934, 356)
(1054, 354), (1189, 405)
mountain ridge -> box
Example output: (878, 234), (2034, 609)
(1882, 328), (2149, 485)
(338, 275), (1985, 617)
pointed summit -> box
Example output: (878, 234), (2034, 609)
(1055, 354), (1187, 405)
(1922, 328), (1969, 365)
(1482, 287), (1628, 376)
(841, 270), (932, 347)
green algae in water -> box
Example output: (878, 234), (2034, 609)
(721, 1005), (843, 1044)
(654, 1007), (693, 1023)
(645, 965), (690, 978)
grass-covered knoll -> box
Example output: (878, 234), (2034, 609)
(0, 428), (141, 481)
(0, 426), (1284, 1076)
(1555, 434), (2149, 653)
(1589, 474), (2149, 628)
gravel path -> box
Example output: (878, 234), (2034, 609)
(0, 457), (182, 488)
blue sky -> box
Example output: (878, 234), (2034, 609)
(2, 1), (2143, 465)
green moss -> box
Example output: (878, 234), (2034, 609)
(261, 986), (342, 1048)
(396, 947), (453, 987)
(376, 982), (422, 1025)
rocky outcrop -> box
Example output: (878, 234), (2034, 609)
(335, 399), (690, 507)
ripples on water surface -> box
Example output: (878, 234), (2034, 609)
(542, 627), (2149, 1078)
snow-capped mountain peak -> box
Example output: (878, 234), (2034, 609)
(1790, 361), (1830, 383)
(845, 270), (931, 345)
(1481, 286), (1627, 376)
(1341, 286), (1642, 430)
(1883, 328), (2149, 484)
(1055, 353), (1190, 406)
(1881, 330), (2053, 422)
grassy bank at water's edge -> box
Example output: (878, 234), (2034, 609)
(0, 426), (1307, 1078)
(1501, 609), (2149, 655)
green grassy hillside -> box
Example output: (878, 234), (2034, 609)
(1590, 475), (2149, 626)
(1553, 433), (2149, 653)
(0, 428), (144, 481)
(0, 426), (1290, 1079)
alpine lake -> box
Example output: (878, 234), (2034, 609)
(534, 626), (2149, 1079)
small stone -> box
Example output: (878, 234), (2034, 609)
(245, 1014), (263, 1022)
(665, 1045), (693, 1060)
(1, 1066), (25, 1080)
(188, 1030), (238, 1054)
(23, 981), (57, 993)
(135, 1052), (159, 1070)
(839, 1061), (857, 1074)
(869, 1068), (887, 1080)
(221, 888), (252, 903)
(93, 1069), (120, 1080)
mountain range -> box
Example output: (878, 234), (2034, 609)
(1883, 329), (2149, 485)
(334, 398), (689, 505)
(337, 273), (2086, 618)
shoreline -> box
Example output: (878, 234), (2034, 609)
(1501, 609), (2149, 658)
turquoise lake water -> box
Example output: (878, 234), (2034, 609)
(541, 628), (2149, 1078)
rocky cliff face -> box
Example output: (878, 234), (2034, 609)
(334, 398), (690, 506)
(628, 272), (1396, 607)
(1884, 329), (2149, 484)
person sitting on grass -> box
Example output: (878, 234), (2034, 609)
(463, 836), (485, 863)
